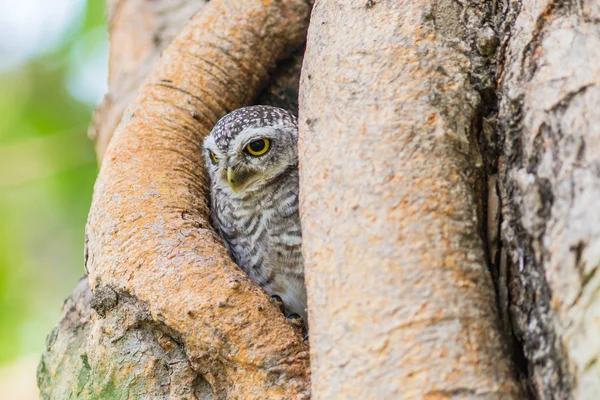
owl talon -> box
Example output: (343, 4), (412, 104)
(287, 312), (301, 320)
(271, 295), (285, 313)
(287, 313), (307, 336)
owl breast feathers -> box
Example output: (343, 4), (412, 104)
(203, 105), (307, 321)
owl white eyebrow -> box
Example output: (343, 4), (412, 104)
(238, 128), (279, 147)
(204, 141), (225, 157)
(203, 136), (220, 153)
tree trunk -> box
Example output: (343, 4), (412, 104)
(498, 0), (600, 398)
(299, 0), (520, 398)
(38, 0), (311, 398)
(38, 0), (600, 399)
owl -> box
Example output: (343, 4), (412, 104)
(203, 105), (307, 322)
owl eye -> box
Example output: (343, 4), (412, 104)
(209, 151), (218, 165)
(246, 139), (270, 156)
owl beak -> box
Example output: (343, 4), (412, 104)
(227, 167), (239, 192)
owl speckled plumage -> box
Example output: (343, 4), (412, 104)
(204, 105), (307, 321)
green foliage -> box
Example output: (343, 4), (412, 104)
(0, 0), (106, 364)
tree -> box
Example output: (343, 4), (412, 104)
(38, 0), (600, 399)
(498, 1), (600, 398)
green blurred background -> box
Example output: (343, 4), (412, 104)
(0, 0), (107, 396)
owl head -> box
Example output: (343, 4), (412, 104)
(203, 106), (298, 194)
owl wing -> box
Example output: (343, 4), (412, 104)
(210, 188), (239, 262)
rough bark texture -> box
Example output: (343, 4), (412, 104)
(39, 0), (312, 398)
(91, 0), (306, 163)
(38, 278), (94, 399)
(39, 277), (215, 399)
(498, 0), (600, 398)
(298, 0), (520, 398)
(37, 0), (600, 397)
(90, 0), (208, 162)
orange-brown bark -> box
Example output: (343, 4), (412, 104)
(299, 1), (520, 398)
(92, 0), (306, 164)
(85, 0), (311, 398)
(91, 0), (209, 163)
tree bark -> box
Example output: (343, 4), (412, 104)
(90, 0), (209, 163)
(91, 0), (305, 163)
(38, 0), (600, 398)
(298, 1), (520, 398)
(498, 0), (600, 398)
(38, 0), (312, 398)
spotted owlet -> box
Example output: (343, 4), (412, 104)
(203, 105), (307, 321)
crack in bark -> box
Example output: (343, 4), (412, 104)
(496, 0), (600, 397)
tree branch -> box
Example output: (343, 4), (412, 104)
(91, 0), (210, 163)
(299, 0), (520, 397)
(83, 0), (312, 398)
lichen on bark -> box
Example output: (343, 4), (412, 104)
(39, 278), (215, 399)
(498, 0), (600, 398)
